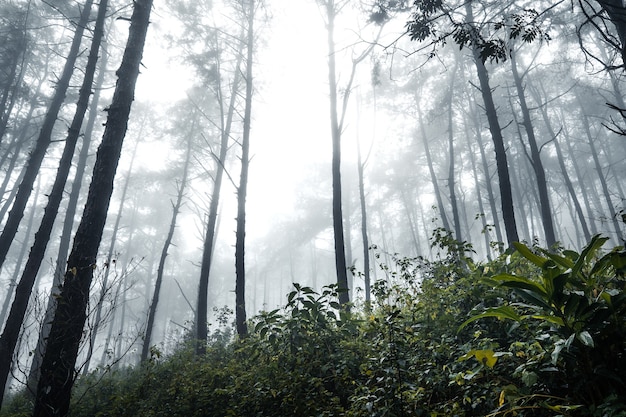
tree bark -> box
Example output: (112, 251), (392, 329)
(0, 0), (94, 271)
(0, 0), (107, 402)
(33, 0), (152, 414)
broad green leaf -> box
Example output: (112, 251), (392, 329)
(545, 251), (574, 269)
(573, 235), (608, 277)
(461, 349), (498, 368)
(492, 273), (547, 296)
(529, 314), (564, 326)
(513, 289), (552, 311)
(458, 305), (522, 331)
(513, 242), (547, 267)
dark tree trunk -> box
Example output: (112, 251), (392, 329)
(325, 1), (350, 305)
(530, 85), (592, 243)
(465, 2), (518, 246)
(510, 51), (557, 247)
(0, 0), (94, 271)
(196, 33), (243, 356)
(33, 0), (152, 415)
(0, 0), (107, 402)
(142, 135), (191, 361)
(235, 0), (255, 338)
(446, 66), (462, 242)
(28, 37), (109, 393)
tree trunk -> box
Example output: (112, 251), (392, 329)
(465, 2), (519, 246)
(195, 31), (244, 356)
(28, 37), (109, 393)
(356, 126), (371, 303)
(141, 134), (191, 362)
(509, 51), (557, 247)
(235, 0), (256, 338)
(0, 0), (107, 402)
(416, 98), (451, 232)
(325, 1), (350, 305)
(0, 0), (94, 272)
(33, 0), (152, 414)
(446, 66), (462, 242)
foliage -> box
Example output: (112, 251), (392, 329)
(3, 236), (625, 416)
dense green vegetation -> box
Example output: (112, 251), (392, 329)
(3, 234), (625, 417)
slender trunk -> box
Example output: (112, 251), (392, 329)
(446, 68), (462, 242)
(196, 33), (244, 356)
(510, 52), (556, 247)
(33, 0), (152, 414)
(235, 0), (255, 337)
(325, 2), (350, 305)
(581, 110), (624, 242)
(356, 131), (371, 303)
(0, 0), (107, 401)
(465, 2), (518, 246)
(416, 99), (451, 231)
(463, 115), (492, 260)
(0, 0), (94, 272)
(141, 136), (191, 362)
(529, 85), (592, 242)
(0, 177), (40, 331)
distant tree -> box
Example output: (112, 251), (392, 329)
(142, 123), (192, 361)
(33, 0), (153, 414)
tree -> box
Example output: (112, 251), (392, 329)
(141, 124), (192, 362)
(0, 0), (108, 404)
(33, 0), (153, 414)
(0, 0), (94, 271)
(234, 0), (258, 338)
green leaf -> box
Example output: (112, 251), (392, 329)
(492, 273), (547, 296)
(573, 235), (608, 277)
(458, 305), (522, 331)
(513, 242), (547, 267)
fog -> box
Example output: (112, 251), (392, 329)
(0, 0), (625, 399)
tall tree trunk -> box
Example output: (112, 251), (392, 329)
(0, 177), (40, 331)
(324, 1), (350, 305)
(141, 135), (191, 362)
(510, 51), (557, 247)
(465, 2), (518, 246)
(33, 0), (152, 414)
(416, 99), (451, 231)
(446, 67), (462, 242)
(0, 0), (107, 402)
(28, 37), (109, 393)
(580, 107), (625, 243)
(235, 0), (256, 338)
(195, 32), (243, 356)
(356, 126), (371, 303)
(529, 84), (592, 243)
(0, 0), (94, 271)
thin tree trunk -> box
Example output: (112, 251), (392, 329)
(141, 135), (191, 361)
(446, 66), (462, 242)
(356, 128), (371, 303)
(235, 0), (255, 338)
(325, 1), (350, 305)
(416, 99), (451, 231)
(195, 31), (244, 356)
(33, 0), (153, 414)
(510, 51), (556, 247)
(0, 0), (107, 401)
(465, 2), (518, 246)
(0, 0), (94, 271)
